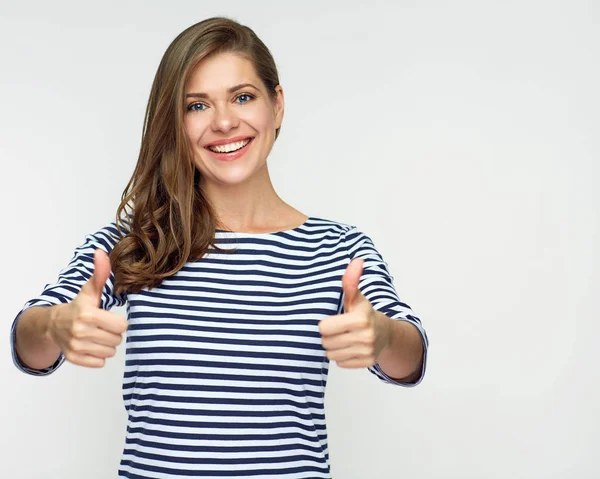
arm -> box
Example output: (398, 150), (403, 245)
(343, 225), (429, 387)
(374, 311), (425, 383)
(9, 221), (128, 375)
(13, 305), (65, 370)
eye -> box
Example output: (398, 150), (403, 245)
(236, 93), (254, 104)
(187, 102), (207, 112)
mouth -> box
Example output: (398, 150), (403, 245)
(205, 137), (253, 153)
(204, 137), (255, 162)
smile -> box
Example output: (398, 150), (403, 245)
(206, 138), (252, 153)
(204, 137), (255, 162)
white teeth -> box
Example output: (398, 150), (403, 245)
(208, 138), (251, 153)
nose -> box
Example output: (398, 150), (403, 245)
(210, 103), (240, 134)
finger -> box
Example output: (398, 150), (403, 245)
(90, 329), (124, 348)
(322, 330), (354, 351)
(68, 339), (117, 359)
(319, 312), (367, 337)
(342, 258), (364, 313)
(81, 249), (112, 306)
(319, 313), (350, 337)
(65, 351), (106, 368)
(337, 357), (375, 369)
(72, 323), (124, 347)
(322, 329), (374, 351)
(326, 345), (372, 362)
(95, 309), (128, 335)
(78, 309), (128, 335)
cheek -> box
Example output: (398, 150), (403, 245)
(183, 116), (206, 145)
(242, 105), (276, 132)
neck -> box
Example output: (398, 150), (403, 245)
(200, 162), (288, 231)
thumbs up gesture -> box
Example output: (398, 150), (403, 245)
(318, 258), (393, 369)
(47, 249), (129, 368)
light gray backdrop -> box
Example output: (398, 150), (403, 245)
(1, 1), (598, 477)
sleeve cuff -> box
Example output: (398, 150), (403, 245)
(10, 300), (66, 376)
(368, 317), (429, 388)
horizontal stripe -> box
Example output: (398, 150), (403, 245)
(9, 216), (428, 478)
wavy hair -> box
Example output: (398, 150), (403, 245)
(110, 17), (282, 295)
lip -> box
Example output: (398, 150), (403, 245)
(204, 135), (254, 148)
(205, 137), (254, 162)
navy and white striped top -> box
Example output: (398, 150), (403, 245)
(10, 216), (428, 478)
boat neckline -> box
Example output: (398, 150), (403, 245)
(214, 216), (314, 235)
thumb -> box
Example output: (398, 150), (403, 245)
(82, 248), (111, 306)
(342, 258), (364, 313)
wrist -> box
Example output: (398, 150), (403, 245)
(45, 303), (67, 343)
(374, 310), (394, 353)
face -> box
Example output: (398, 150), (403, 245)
(183, 51), (284, 187)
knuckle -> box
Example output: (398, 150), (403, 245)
(68, 338), (81, 353)
(354, 316), (367, 329)
(71, 322), (86, 339)
(363, 330), (375, 343)
(362, 345), (374, 357)
(78, 309), (94, 323)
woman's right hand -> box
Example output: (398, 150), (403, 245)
(48, 249), (129, 368)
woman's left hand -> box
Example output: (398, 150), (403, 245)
(318, 258), (392, 369)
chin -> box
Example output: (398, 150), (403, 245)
(211, 166), (258, 185)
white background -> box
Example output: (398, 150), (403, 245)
(1, 1), (598, 477)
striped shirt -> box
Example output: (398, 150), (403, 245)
(10, 216), (428, 478)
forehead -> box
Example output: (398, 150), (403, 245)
(186, 52), (259, 93)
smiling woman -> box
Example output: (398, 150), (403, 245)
(109, 19), (289, 294)
(183, 52), (283, 181)
(10, 15), (428, 479)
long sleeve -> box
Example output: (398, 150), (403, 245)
(343, 225), (429, 387)
(9, 222), (127, 376)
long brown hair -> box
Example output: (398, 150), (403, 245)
(110, 17), (282, 295)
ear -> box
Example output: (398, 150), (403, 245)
(273, 84), (285, 130)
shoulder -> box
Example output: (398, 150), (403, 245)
(303, 216), (373, 255)
(309, 217), (387, 263)
(304, 216), (356, 236)
(305, 216), (368, 241)
(78, 218), (130, 255)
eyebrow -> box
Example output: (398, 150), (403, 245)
(185, 83), (259, 99)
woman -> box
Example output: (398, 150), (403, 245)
(10, 17), (428, 478)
